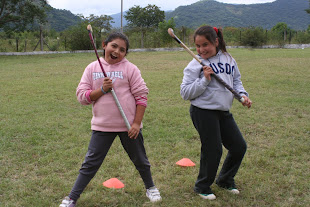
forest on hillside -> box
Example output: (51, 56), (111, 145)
(165, 0), (310, 30)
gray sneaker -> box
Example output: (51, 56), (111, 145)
(146, 186), (162, 202)
(59, 196), (76, 207)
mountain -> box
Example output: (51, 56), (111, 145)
(46, 5), (82, 32)
(45, 7), (124, 31)
(110, 12), (128, 28)
(165, 0), (310, 30)
(46, 0), (309, 31)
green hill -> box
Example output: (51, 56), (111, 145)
(165, 0), (310, 30)
(45, 5), (82, 32)
(45, 0), (309, 31)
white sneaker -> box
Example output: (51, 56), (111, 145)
(228, 188), (240, 194)
(146, 186), (162, 202)
(199, 193), (216, 200)
(59, 196), (76, 207)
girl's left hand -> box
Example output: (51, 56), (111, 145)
(128, 123), (140, 139)
(203, 66), (214, 81)
(242, 96), (252, 108)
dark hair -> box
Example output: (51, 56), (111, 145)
(194, 26), (227, 53)
(103, 32), (130, 56)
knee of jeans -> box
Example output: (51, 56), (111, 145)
(82, 150), (95, 164)
(136, 164), (151, 172)
(217, 147), (223, 157)
(133, 159), (151, 171)
(80, 161), (101, 177)
(81, 150), (103, 170)
(241, 141), (247, 154)
(235, 142), (247, 157)
(216, 143), (223, 156)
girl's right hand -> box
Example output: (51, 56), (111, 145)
(203, 66), (214, 81)
(102, 77), (112, 93)
(242, 96), (252, 108)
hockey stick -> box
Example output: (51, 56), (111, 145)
(87, 25), (131, 130)
(167, 28), (245, 103)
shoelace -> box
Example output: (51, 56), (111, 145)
(148, 189), (160, 197)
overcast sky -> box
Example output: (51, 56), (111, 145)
(48, 0), (276, 16)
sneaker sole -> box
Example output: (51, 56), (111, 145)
(228, 189), (240, 194)
(199, 193), (216, 200)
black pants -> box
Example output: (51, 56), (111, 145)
(69, 130), (154, 201)
(190, 105), (247, 194)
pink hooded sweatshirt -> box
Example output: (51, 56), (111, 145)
(76, 57), (149, 132)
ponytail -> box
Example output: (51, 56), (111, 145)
(216, 27), (227, 53)
(194, 26), (227, 53)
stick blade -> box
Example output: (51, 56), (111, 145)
(167, 28), (175, 38)
(87, 24), (93, 32)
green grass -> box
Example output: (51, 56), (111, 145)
(1, 48), (309, 207)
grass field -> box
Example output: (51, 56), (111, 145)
(0, 48), (309, 207)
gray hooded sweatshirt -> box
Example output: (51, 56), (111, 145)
(180, 51), (248, 111)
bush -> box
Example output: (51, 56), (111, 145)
(62, 22), (93, 51)
(294, 31), (310, 44)
(223, 27), (242, 46)
(240, 26), (266, 47)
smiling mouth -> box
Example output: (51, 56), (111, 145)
(110, 54), (118, 59)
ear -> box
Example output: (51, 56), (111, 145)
(102, 42), (106, 50)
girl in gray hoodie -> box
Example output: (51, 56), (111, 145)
(180, 26), (252, 200)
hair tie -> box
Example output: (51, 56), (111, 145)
(213, 27), (218, 34)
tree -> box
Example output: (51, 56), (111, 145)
(271, 22), (289, 32)
(223, 27), (242, 45)
(83, 14), (114, 48)
(271, 22), (293, 45)
(0, 0), (48, 32)
(241, 26), (266, 47)
(125, 4), (165, 48)
(86, 14), (113, 34)
(63, 21), (91, 51)
(158, 18), (176, 46)
(306, 0), (310, 14)
(63, 14), (114, 50)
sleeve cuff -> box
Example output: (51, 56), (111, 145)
(135, 96), (147, 107)
(239, 92), (249, 98)
(85, 90), (93, 103)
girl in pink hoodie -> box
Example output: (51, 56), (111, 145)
(60, 33), (161, 207)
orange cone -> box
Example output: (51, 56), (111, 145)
(103, 178), (125, 189)
(176, 158), (196, 167)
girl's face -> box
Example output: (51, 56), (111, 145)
(195, 35), (218, 59)
(103, 38), (127, 64)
